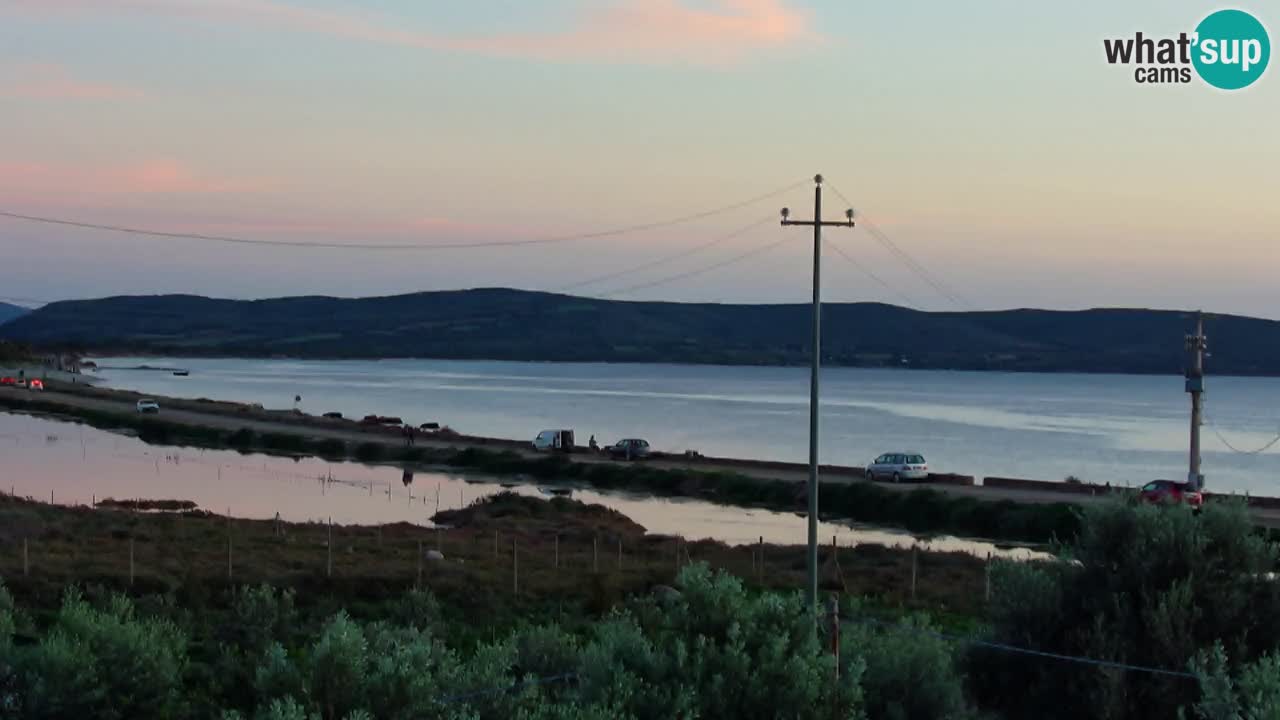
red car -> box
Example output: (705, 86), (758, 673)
(0, 377), (16, 387)
(1138, 480), (1204, 510)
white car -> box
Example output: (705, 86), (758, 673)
(867, 452), (929, 483)
(532, 429), (574, 453)
(136, 399), (160, 414)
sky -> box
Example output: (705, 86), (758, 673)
(0, 0), (1277, 317)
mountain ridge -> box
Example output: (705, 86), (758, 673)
(0, 301), (29, 325)
(1, 288), (1273, 375)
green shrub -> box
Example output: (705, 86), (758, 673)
(309, 612), (368, 720)
(970, 499), (1280, 719)
(8, 590), (188, 720)
(1192, 643), (1280, 720)
(842, 613), (967, 720)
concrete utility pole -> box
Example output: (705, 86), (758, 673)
(1185, 311), (1207, 490)
(781, 174), (855, 612)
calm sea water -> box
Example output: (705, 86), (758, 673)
(0, 412), (1038, 557)
(87, 357), (1280, 494)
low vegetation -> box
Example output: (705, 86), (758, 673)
(1, 496), (1278, 718)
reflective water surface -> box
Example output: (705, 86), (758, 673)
(89, 357), (1280, 493)
(1, 412), (1044, 559)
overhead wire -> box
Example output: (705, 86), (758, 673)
(823, 239), (919, 310)
(842, 615), (1199, 681)
(557, 215), (775, 292)
(0, 179), (807, 252)
(825, 184), (974, 309)
(591, 226), (790, 299)
(1205, 414), (1280, 455)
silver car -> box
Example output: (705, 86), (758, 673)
(867, 452), (928, 483)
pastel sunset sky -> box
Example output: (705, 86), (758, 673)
(0, 0), (1276, 316)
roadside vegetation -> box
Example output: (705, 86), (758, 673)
(2, 495), (1278, 718)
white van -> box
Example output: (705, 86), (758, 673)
(533, 429), (575, 453)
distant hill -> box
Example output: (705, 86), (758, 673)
(0, 302), (29, 325)
(1, 288), (1275, 375)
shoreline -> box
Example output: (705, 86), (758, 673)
(6, 383), (1280, 541)
(78, 352), (1280, 379)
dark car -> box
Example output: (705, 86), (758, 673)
(606, 438), (650, 460)
(1138, 480), (1204, 510)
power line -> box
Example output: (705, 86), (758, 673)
(0, 179), (807, 252)
(1206, 414), (1280, 455)
(843, 615), (1199, 681)
(557, 215), (774, 292)
(592, 233), (791, 299)
(434, 672), (578, 705)
(825, 185), (974, 310)
(823, 239), (919, 310)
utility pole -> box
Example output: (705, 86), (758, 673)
(1185, 311), (1207, 490)
(781, 174), (855, 612)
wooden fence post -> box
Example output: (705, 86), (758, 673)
(129, 537), (135, 586)
(494, 531), (499, 560)
(910, 546), (918, 602)
(593, 535), (599, 573)
(226, 511), (233, 582)
(327, 517), (333, 578)
(758, 536), (763, 583)
(554, 534), (559, 569)
(513, 538), (519, 596)
(417, 540), (423, 589)
(985, 552), (992, 602)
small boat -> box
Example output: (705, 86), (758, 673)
(173, 370), (190, 377)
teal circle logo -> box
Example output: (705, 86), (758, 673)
(1192, 9), (1270, 90)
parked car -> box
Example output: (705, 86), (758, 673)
(533, 429), (575, 453)
(322, 411), (343, 419)
(136, 399), (160, 414)
(866, 452), (929, 483)
(606, 438), (651, 460)
(1138, 479), (1203, 510)
(0, 377), (15, 386)
(28, 379), (44, 391)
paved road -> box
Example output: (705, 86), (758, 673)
(6, 386), (1276, 525)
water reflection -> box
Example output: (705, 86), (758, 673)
(1, 411), (1047, 560)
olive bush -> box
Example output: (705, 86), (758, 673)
(970, 499), (1280, 720)
(4, 590), (188, 720)
(841, 613), (968, 720)
(1190, 643), (1280, 720)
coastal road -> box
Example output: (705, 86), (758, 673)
(5, 385), (1275, 525)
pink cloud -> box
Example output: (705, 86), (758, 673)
(0, 159), (268, 195)
(0, 63), (142, 100)
(25, 0), (813, 66)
